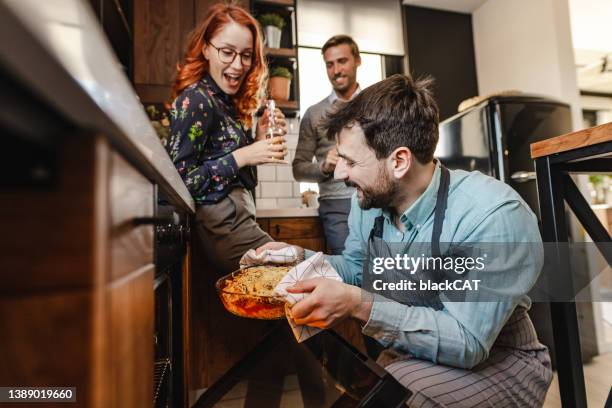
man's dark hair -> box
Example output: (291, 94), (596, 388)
(321, 35), (360, 59)
(323, 74), (439, 164)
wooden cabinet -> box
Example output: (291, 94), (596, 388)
(0, 135), (155, 407)
(133, 0), (250, 105)
(133, 0), (194, 103)
(195, 0), (251, 25)
(0, 290), (97, 404)
(258, 216), (326, 252)
(109, 150), (154, 280)
(108, 266), (155, 407)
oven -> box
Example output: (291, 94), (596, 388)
(153, 189), (189, 408)
(192, 323), (412, 407)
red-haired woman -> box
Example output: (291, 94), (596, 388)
(167, 3), (287, 273)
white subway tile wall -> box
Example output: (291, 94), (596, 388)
(261, 181), (293, 198)
(255, 117), (307, 209)
(257, 165), (276, 181)
(255, 198), (277, 209)
(277, 198), (303, 208)
(293, 182), (302, 198)
(276, 166), (294, 181)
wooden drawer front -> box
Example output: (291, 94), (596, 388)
(110, 152), (154, 281)
(0, 290), (95, 406)
(108, 266), (154, 408)
(285, 238), (326, 252)
(0, 137), (99, 294)
(256, 218), (269, 233)
(268, 218), (324, 240)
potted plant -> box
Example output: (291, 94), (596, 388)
(258, 13), (285, 49)
(268, 66), (292, 101)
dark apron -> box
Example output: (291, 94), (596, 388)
(362, 166), (451, 357)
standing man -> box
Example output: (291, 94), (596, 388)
(293, 35), (362, 254)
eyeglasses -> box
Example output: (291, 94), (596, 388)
(209, 43), (253, 66)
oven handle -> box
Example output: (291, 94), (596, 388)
(133, 212), (180, 226)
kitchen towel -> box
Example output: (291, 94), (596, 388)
(239, 246), (299, 268)
(274, 252), (342, 342)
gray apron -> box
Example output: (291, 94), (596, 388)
(364, 166), (553, 407)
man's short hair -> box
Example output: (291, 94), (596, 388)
(323, 74), (439, 164)
(321, 35), (360, 59)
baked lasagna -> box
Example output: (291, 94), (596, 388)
(217, 265), (292, 319)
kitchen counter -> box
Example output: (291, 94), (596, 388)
(0, 0), (194, 213)
(531, 121), (612, 159)
(256, 207), (319, 218)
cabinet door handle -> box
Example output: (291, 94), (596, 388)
(275, 224), (281, 235)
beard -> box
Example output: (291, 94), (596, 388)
(332, 73), (355, 93)
(352, 165), (399, 210)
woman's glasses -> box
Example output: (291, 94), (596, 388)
(209, 43), (253, 66)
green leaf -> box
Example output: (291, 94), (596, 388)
(188, 124), (203, 142)
(269, 66), (293, 80)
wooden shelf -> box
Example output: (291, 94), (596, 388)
(254, 0), (294, 6)
(254, 0), (299, 116)
(276, 100), (298, 110)
(264, 47), (296, 58)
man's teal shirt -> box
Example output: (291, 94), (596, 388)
(306, 163), (544, 369)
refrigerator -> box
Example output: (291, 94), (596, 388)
(436, 94), (572, 218)
(435, 94), (598, 365)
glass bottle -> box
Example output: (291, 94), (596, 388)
(266, 99), (279, 139)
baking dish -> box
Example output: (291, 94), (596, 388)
(215, 265), (292, 320)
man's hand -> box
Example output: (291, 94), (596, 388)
(256, 241), (305, 262)
(287, 278), (372, 329)
(320, 147), (339, 175)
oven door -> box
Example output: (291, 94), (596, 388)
(192, 323), (411, 408)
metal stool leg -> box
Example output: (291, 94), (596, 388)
(535, 157), (587, 408)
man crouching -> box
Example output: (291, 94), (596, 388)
(259, 74), (552, 407)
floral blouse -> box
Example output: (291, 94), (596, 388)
(166, 74), (254, 204)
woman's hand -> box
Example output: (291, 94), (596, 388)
(233, 136), (288, 167)
(256, 107), (288, 141)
